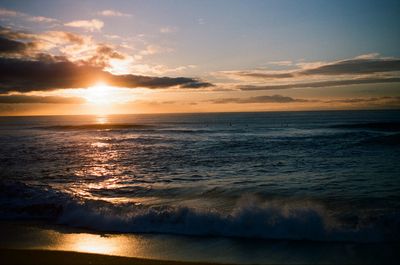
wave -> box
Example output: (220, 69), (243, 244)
(38, 124), (222, 134)
(39, 124), (153, 130)
(358, 133), (400, 146)
(331, 122), (400, 131)
(1, 180), (399, 243)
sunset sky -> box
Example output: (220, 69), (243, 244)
(0, 0), (399, 115)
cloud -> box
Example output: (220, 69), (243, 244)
(0, 25), (35, 41)
(226, 57), (400, 80)
(0, 26), (132, 72)
(238, 77), (400, 91)
(353, 53), (380, 60)
(108, 74), (212, 89)
(0, 26), (213, 91)
(0, 27), (39, 55)
(224, 71), (293, 79)
(217, 55), (400, 91)
(268, 60), (293, 66)
(65, 19), (104, 32)
(0, 94), (85, 104)
(0, 8), (19, 17)
(205, 54), (400, 92)
(0, 36), (31, 54)
(86, 44), (126, 67)
(26, 16), (57, 23)
(138, 44), (170, 56)
(97, 10), (131, 17)
(211, 95), (312, 104)
(0, 57), (213, 92)
(0, 7), (57, 23)
(197, 18), (205, 25)
(300, 58), (400, 76)
(160, 26), (178, 34)
(209, 95), (400, 107)
(325, 96), (400, 104)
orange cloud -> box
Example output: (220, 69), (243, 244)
(97, 10), (131, 17)
(65, 19), (104, 32)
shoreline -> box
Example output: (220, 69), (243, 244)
(0, 249), (230, 265)
(1, 221), (399, 265)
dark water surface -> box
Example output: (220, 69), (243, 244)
(1, 110), (400, 263)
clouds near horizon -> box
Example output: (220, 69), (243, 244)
(0, 2), (399, 113)
(216, 55), (400, 91)
(211, 95), (312, 104)
(0, 57), (213, 93)
(0, 25), (213, 93)
(210, 95), (400, 108)
(228, 57), (400, 80)
(238, 77), (400, 91)
(0, 94), (85, 104)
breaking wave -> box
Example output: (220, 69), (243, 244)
(1, 180), (399, 243)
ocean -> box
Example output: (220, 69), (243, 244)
(1, 110), (399, 263)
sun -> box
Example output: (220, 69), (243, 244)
(57, 81), (136, 114)
(83, 82), (116, 105)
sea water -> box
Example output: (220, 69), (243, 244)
(0, 110), (399, 263)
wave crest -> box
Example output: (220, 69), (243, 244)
(1, 180), (398, 242)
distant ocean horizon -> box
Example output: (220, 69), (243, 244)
(2, 108), (400, 117)
(1, 109), (400, 263)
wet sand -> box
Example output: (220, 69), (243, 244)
(1, 221), (399, 265)
(0, 249), (228, 265)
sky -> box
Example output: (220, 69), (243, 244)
(0, 0), (399, 115)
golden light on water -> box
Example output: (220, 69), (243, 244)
(67, 234), (120, 254)
(48, 231), (144, 257)
(96, 115), (109, 124)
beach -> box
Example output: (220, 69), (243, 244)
(1, 221), (399, 265)
(0, 249), (233, 265)
(1, 0), (400, 263)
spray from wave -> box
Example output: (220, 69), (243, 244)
(1, 180), (399, 242)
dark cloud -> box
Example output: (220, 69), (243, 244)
(62, 32), (85, 45)
(231, 58), (400, 80)
(0, 57), (101, 91)
(0, 27), (37, 55)
(0, 26), (213, 92)
(0, 94), (85, 104)
(238, 77), (400, 91)
(211, 95), (400, 106)
(107, 74), (210, 89)
(0, 25), (31, 40)
(212, 95), (312, 104)
(325, 96), (400, 104)
(0, 36), (28, 54)
(86, 44), (126, 67)
(301, 58), (400, 76)
(0, 57), (213, 92)
(233, 71), (294, 79)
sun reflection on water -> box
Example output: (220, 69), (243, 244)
(50, 232), (143, 257)
(96, 115), (109, 124)
(68, 234), (120, 254)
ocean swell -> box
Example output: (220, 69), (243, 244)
(1, 180), (398, 242)
(59, 197), (391, 243)
(0, 181), (400, 242)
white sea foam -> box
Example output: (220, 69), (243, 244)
(0, 180), (398, 242)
